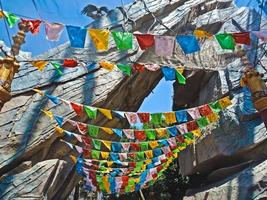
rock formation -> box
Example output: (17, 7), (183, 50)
(0, 0), (266, 199)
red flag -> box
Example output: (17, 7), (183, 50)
(198, 104), (213, 116)
(134, 130), (146, 141)
(128, 162), (136, 168)
(77, 122), (87, 135)
(83, 149), (91, 157)
(233, 32), (251, 46)
(130, 143), (140, 151)
(186, 121), (198, 132)
(156, 165), (163, 172)
(133, 63), (145, 72)
(70, 102), (83, 116)
(62, 59), (79, 68)
(21, 19), (42, 34)
(128, 152), (136, 160)
(134, 34), (155, 50)
(137, 113), (150, 123)
(82, 136), (92, 147)
(176, 135), (185, 143)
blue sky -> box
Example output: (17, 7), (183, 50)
(0, 0), (173, 112)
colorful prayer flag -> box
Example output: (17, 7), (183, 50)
(3, 11), (19, 28)
(193, 30), (212, 39)
(62, 59), (79, 68)
(45, 22), (64, 41)
(89, 29), (110, 51)
(233, 32), (251, 45)
(164, 112), (177, 124)
(98, 108), (112, 119)
(161, 67), (176, 81)
(137, 113), (150, 123)
(99, 61), (115, 71)
(112, 31), (133, 51)
(154, 35), (175, 57)
(32, 61), (49, 71)
(88, 125), (99, 137)
(134, 34), (155, 50)
(175, 70), (186, 84)
(84, 106), (97, 119)
(215, 33), (235, 50)
(66, 26), (87, 48)
(117, 64), (132, 76)
(125, 112), (138, 124)
(175, 110), (188, 123)
(176, 35), (200, 54)
(21, 19), (42, 34)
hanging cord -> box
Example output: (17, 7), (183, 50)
(0, 0), (15, 57)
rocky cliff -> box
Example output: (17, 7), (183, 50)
(0, 0), (266, 199)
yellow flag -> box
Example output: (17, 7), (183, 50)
(55, 126), (64, 136)
(107, 161), (113, 167)
(149, 141), (159, 149)
(175, 66), (185, 75)
(191, 129), (201, 137)
(99, 61), (115, 71)
(0, 10), (4, 18)
(145, 150), (153, 158)
(33, 88), (44, 96)
(102, 141), (112, 150)
(88, 29), (110, 51)
(163, 112), (177, 124)
(178, 146), (186, 151)
(219, 96), (232, 109)
(101, 127), (113, 135)
(193, 30), (212, 39)
(145, 159), (152, 165)
(173, 152), (178, 159)
(32, 61), (49, 71)
(99, 108), (112, 119)
(155, 128), (166, 138)
(42, 109), (54, 120)
(135, 177), (140, 183)
(103, 176), (111, 193)
(70, 155), (77, 164)
(101, 152), (109, 159)
(207, 112), (219, 123)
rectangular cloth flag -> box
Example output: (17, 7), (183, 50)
(134, 34), (155, 50)
(66, 26), (87, 48)
(161, 67), (176, 81)
(45, 22), (64, 41)
(3, 11), (19, 28)
(154, 35), (175, 57)
(175, 110), (188, 123)
(138, 113), (150, 123)
(89, 29), (110, 51)
(176, 35), (200, 54)
(21, 19), (42, 34)
(232, 32), (251, 46)
(117, 64), (132, 76)
(193, 30), (212, 39)
(150, 113), (163, 125)
(215, 33), (235, 50)
(112, 31), (133, 51)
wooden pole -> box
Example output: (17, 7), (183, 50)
(0, 21), (29, 111)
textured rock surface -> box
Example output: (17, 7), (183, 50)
(0, 0), (266, 199)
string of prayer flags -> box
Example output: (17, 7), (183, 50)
(232, 32), (251, 46)
(134, 34), (155, 50)
(112, 32), (133, 51)
(215, 33), (236, 50)
(154, 36), (175, 57)
(3, 11), (19, 28)
(89, 29), (110, 51)
(176, 35), (200, 54)
(45, 22), (64, 41)
(21, 19), (42, 34)
(66, 26), (87, 48)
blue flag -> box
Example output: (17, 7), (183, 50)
(111, 142), (122, 152)
(54, 115), (64, 127)
(45, 94), (60, 105)
(66, 26), (87, 48)
(167, 126), (178, 137)
(176, 35), (200, 54)
(112, 128), (123, 138)
(161, 67), (176, 81)
(175, 110), (188, 123)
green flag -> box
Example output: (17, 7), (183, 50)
(215, 33), (235, 50)
(92, 139), (101, 150)
(3, 11), (19, 28)
(125, 185), (132, 192)
(140, 142), (149, 151)
(137, 151), (145, 160)
(128, 179), (135, 186)
(84, 106), (97, 119)
(184, 132), (194, 141)
(91, 150), (100, 159)
(150, 113), (163, 125)
(51, 63), (63, 76)
(112, 31), (133, 51)
(117, 64), (132, 76)
(176, 70), (186, 84)
(196, 117), (209, 128)
(145, 130), (156, 140)
(209, 100), (222, 113)
(88, 125), (99, 137)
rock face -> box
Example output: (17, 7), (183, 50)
(0, 0), (266, 199)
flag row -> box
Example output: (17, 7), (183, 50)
(38, 89), (231, 127)
(3, 11), (267, 55)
